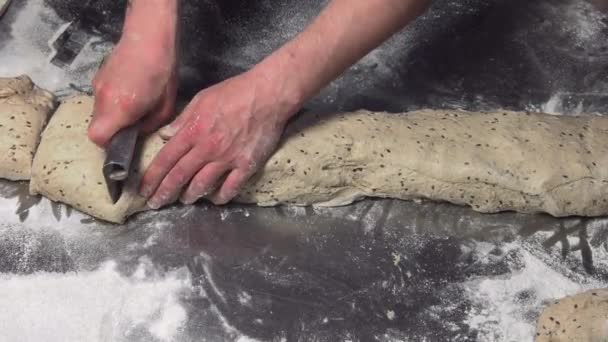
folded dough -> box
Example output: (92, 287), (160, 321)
(30, 96), (162, 223)
(535, 288), (608, 341)
(0, 75), (56, 180)
(30, 95), (608, 223)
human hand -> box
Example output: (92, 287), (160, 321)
(88, 0), (179, 146)
(141, 68), (302, 208)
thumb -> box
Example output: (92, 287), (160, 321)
(88, 97), (140, 147)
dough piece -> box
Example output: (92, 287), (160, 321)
(0, 75), (56, 180)
(30, 95), (608, 223)
(30, 96), (164, 223)
(535, 288), (608, 341)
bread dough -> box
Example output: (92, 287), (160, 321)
(30, 95), (608, 223)
(535, 288), (608, 341)
(0, 75), (55, 180)
(30, 96), (163, 223)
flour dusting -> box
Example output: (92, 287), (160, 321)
(464, 241), (602, 341)
(0, 0), (106, 93)
(560, 1), (607, 44)
(0, 258), (190, 342)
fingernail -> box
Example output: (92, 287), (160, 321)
(147, 198), (161, 210)
(180, 197), (195, 205)
(179, 192), (192, 205)
(158, 124), (176, 139)
(149, 188), (181, 209)
(180, 192), (201, 205)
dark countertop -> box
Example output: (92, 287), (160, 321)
(1, 0), (608, 341)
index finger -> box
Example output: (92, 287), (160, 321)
(139, 128), (195, 199)
(88, 88), (142, 147)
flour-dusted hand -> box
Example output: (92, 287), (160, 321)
(141, 68), (303, 207)
(129, 0), (429, 208)
(88, 0), (179, 147)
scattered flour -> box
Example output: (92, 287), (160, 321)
(0, 258), (190, 342)
(464, 242), (602, 342)
(218, 207), (253, 221)
(235, 336), (264, 342)
(559, 1), (607, 44)
(361, 201), (385, 234)
(0, 0), (107, 94)
(237, 291), (252, 306)
(538, 93), (585, 116)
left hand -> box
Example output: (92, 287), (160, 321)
(141, 68), (302, 208)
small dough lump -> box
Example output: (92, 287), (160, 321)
(0, 75), (55, 180)
(536, 288), (608, 341)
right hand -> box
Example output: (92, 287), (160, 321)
(88, 30), (178, 147)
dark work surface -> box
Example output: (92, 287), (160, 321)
(1, 0), (608, 341)
(40, 0), (608, 112)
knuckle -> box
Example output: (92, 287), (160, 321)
(236, 156), (255, 171)
(205, 134), (223, 152)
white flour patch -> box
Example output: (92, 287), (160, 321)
(361, 201), (385, 234)
(0, 186), (90, 235)
(237, 291), (252, 306)
(560, 1), (607, 44)
(235, 336), (264, 342)
(0, 0), (106, 93)
(540, 94), (567, 115)
(463, 242), (602, 342)
(526, 92), (586, 116)
(282, 205), (307, 218)
(0, 258), (191, 342)
(218, 207), (254, 221)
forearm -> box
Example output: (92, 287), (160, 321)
(121, 0), (179, 51)
(254, 0), (430, 117)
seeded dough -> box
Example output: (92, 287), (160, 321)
(30, 95), (608, 223)
(535, 288), (608, 341)
(30, 96), (164, 223)
(0, 76), (55, 180)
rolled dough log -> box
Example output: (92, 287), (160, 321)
(535, 288), (608, 341)
(30, 95), (608, 223)
(0, 75), (55, 180)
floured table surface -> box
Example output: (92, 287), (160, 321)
(1, 0), (608, 341)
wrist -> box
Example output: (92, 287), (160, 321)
(122, 0), (178, 48)
(250, 52), (308, 123)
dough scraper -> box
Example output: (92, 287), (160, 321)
(103, 123), (140, 203)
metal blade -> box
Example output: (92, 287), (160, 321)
(102, 124), (140, 204)
(0, 0), (12, 18)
